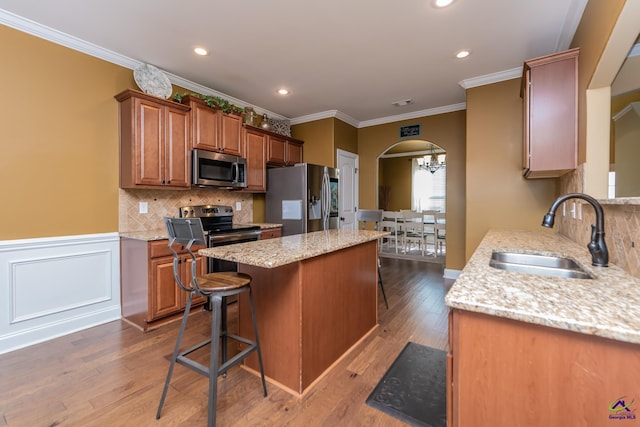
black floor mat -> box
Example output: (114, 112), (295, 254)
(366, 342), (447, 427)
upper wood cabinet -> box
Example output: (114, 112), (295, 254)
(521, 48), (579, 178)
(181, 95), (244, 157)
(243, 127), (267, 192)
(116, 89), (190, 189)
(241, 125), (304, 166)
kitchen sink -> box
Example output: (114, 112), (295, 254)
(489, 251), (594, 280)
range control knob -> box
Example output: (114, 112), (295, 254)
(182, 209), (189, 217)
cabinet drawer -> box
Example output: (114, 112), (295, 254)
(260, 228), (282, 239)
(150, 239), (205, 258)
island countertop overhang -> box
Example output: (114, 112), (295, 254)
(199, 229), (389, 269)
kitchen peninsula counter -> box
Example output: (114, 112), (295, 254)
(445, 229), (640, 344)
(200, 229), (388, 396)
(446, 229), (640, 426)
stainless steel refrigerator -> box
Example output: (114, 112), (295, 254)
(266, 163), (339, 236)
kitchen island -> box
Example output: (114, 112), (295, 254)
(445, 229), (640, 427)
(200, 229), (388, 396)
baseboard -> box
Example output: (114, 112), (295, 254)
(0, 232), (121, 355)
(443, 268), (461, 280)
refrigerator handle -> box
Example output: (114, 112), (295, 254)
(321, 170), (330, 230)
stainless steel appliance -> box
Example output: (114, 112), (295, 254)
(178, 204), (261, 274)
(192, 149), (247, 189)
(266, 163), (339, 236)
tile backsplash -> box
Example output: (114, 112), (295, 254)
(558, 164), (640, 279)
(119, 188), (253, 232)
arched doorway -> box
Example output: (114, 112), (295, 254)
(377, 139), (446, 263)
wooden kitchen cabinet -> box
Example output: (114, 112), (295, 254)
(267, 134), (303, 166)
(243, 125), (303, 167)
(259, 227), (282, 239)
(182, 95), (243, 156)
(116, 89), (191, 189)
(120, 237), (207, 331)
(448, 308), (640, 427)
(243, 127), (267, 192)
(521, 48), (578, 178)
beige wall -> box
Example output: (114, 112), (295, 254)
(334, 118), (358, 156)
(465, 79), (558, 260)
(378, 157), (412, 210)
(291, 118), (334, 167)
(358, 111), (466, 270)
(0, 25), (132, 239)
(570, 0), (626, 164)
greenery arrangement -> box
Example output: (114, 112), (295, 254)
(172, 92), (245, 115)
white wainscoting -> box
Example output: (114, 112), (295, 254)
(0, 233), (121, 355)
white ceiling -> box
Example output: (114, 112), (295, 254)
(0, 0), (588, 126)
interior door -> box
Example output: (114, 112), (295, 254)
(337, 149), (359, 230)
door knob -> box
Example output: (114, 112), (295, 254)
(340, 217), (345, 221)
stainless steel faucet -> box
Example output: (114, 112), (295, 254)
(541, 193), (609, 267)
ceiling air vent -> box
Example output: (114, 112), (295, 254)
(392, 99), (413, 107)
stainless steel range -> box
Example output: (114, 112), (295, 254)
(178, 204), (261, 273)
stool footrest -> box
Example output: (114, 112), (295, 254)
(175, 336), (260, 378)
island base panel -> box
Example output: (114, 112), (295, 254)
(239, 241), (378, 395)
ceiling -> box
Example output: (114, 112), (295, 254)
(0, 0), (588, 126)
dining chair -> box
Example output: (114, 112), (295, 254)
(401, 211), (425, 255)
(356, 209), (388, 309)
(422, 210), (439, 256)
(381, 211), (404, 253)
(435, 212), (446, 255)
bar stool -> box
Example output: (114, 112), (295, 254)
(356, 209), (389, 309)
(156, 217), (267, 427)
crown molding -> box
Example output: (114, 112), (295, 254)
(0, 8), (288, 121)
(556, 0), (588, 51)
(289, 110), (360, 127)
(458, 67), (522, 89)
(358, 103), (467, 128)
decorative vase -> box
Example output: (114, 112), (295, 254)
(260, 114), (271, 130)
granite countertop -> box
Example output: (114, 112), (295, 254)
(120, 230), (167, 241)
(199, 229), (389, 269)
(445, 229), (640, 344)
(119, 223), (283, 241)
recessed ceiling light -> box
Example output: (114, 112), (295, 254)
(456, 50), (471, 59)
(277, 88), (289, 95)
(434, 0), (455, 7)
(194, 47), (208, 56)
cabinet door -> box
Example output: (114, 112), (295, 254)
(149, 256), (183, 321)
(191, 101), (220, 151)
(286, 141), (303, 165)
(220, 113), (243, 156)
(267, 135), (287, 165)
(164, 106), (190, 188)
(522, 48), (578, 178)
(134, 97), (164, 186)
(244, 128), (267, 192)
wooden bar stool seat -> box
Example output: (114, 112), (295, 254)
(156, 217), (267, 427)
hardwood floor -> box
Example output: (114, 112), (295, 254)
(0, 258), (450, 427)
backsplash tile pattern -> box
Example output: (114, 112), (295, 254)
(119, 188), (253, 233)
(558, 164), (640, 278)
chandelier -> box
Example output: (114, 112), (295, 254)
(417, 144), (446, 174)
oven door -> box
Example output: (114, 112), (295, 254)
(207, 230), (262, 273)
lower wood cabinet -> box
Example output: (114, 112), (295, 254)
(121, 238), (207, 330)
(260, 227), (282, 240)
(448, 309), (640, 427)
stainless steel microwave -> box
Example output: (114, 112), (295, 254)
(192, 149), (247, 189)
